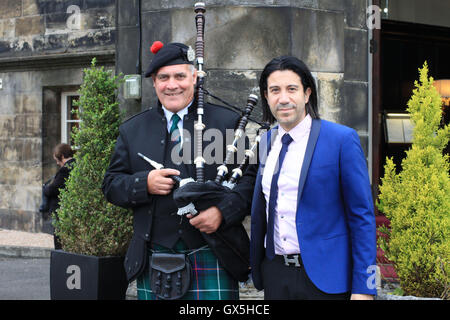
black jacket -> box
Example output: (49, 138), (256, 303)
(44, 158), (75, 214)
(102, 103), (255, 282)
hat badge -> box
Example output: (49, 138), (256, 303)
(187, 46), (195, 62)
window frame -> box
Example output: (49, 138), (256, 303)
(61, 91), (81, 146)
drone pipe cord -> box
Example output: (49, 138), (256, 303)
(214, 94), (258, 184)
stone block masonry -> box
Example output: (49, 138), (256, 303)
(133, 0), (369, 140)
(0, 0), (116, 232)
(0, 0), (116, 58)
(0, 70), (44, 232)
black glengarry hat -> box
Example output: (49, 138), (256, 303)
(144, 41), (195, 77)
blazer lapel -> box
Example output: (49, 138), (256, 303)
(264, 125), (279, 162)
(296, 119), (321, 209)
(256, 125), (278, 180)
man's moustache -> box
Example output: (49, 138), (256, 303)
(276, 104), (296, 110)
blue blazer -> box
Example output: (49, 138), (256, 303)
(250, 119), (377, 295)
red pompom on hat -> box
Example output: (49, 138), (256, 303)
(145, 42), (193, 77)
(150, 41), (164, 54)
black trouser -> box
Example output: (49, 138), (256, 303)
(261, 255), (351, 300)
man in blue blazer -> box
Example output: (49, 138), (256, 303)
(250, 56), (377, 300)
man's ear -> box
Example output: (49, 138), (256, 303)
(304, 87), (312, 104)
(151, 75), (156, 87)
(192, 68), (198, 86)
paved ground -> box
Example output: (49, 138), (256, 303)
(0, 257), (50, 300)
(1, 229), (414, 300)
(0, 229), (53, 249)
(0, 229), (261, 300)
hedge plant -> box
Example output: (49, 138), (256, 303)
(377, 62), (449, 298)
(54, 58), (133, 257)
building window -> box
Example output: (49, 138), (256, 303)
(61, 92), (80, 146)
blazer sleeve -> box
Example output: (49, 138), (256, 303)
(102, 128), (152, 209)
(340, 129), (377, 295)
(43, 167), (70, 198)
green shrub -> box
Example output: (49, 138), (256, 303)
(377, 62), (450, 299)
(54, 58), (133, 257)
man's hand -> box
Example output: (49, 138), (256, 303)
(187, 206), (223, 234)
(147, 169), (180, 195)
(350, 294), (374, 300)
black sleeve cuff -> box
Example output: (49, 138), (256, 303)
(128, 171), (151, 206)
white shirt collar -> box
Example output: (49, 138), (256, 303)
(277, 114), (312, 143)
(161, 100), (193, 133)
(161, 101), (192, 124)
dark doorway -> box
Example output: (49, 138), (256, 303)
(372, 20), (450, 208)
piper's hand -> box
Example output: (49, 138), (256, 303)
(187, 206), (223, 234)
(147, 169), (180, 195)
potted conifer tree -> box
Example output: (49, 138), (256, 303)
(50, 59), (133, 300)
(377, 62), (449, 299)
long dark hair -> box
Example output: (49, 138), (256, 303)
(259, 56), (319, 124)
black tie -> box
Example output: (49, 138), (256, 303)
(266, 133), (294, 259)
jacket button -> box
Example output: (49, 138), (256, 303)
(135, 177), (139, 183)
(161, 139), (165, 145)
(132, 188), (137, 194)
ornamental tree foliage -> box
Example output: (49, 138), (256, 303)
(377, 62), (450, 298)
(54, 58), (133, 257)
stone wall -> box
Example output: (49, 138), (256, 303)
(0, 0), (116, 232)
(0, 0), (116, 58)
(0, 0), (371, 232)
(117, 0), (370, 155)
(0, 68), (88, 232)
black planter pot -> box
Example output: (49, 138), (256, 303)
(50, 250), (129, 300)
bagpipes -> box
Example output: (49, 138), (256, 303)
(137, 2), (270, 282)
(193, 2), (207, 184)
(174, 2), (266, 214)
